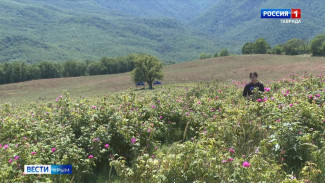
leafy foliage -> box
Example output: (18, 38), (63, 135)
(242, 35), (325, 56)
(242, 38), (270, 54)
(253, 38), (271, 54)
(131, 55), (163, 89)
(242, 42), (254, 54)
(283, 39), (308, 55)
(272, 44), (283, 55)
(199, 53), (212, 60)
(220, 49), (230, 57)
(1, 74), (325, 182)
(309, 34), (325, 57)
(0, 54), (138, 84)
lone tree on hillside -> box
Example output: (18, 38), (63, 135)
(131, 54), (163, 89)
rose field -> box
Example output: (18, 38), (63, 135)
(1, 74), (325, 182)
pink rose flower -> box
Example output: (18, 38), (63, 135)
(31, 151), (36, 155)
(104, 144), (110, 148)
(242, 161), (251, 167)
(131, 138), (136, 144)
(88, 155), (94, 158)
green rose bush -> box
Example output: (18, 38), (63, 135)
(1, 74), (325, 182)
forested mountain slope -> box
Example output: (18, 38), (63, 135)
(0, 0), (324, 63)
(191, 0), (325, 45)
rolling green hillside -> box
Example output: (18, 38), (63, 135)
(0, 0), (325, 63)
(0, 0), (225, 63)
(92, 0), (216, 23)
(192, 0), (325, 45)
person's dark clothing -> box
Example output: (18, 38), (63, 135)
(243, 82), (264, 97)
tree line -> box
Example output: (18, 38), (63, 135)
(199, 49), (229, 60)
(242, 34), (325, 56)
(0, 54), (140, 85)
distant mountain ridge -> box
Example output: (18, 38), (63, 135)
(0, 0), (324, 63)
(0, 0), (224, 63)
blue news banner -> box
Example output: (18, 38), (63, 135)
(24, 165), (72, 174)
(261, 9), (291, 18)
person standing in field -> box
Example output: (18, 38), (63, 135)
(243, 72), (264, 98)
